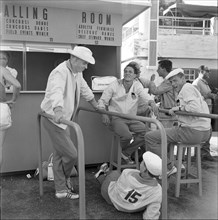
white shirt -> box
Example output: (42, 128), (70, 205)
(41, 60), (94, 129)
(108, 169), (162, 220)
(178, 83), (211, 131)
(98, 79), (152, 116)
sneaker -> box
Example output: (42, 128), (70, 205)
(66, 178), (75, 193)
(55, 191), (79, 200)
(121, 157), (134, 165)
(181, 164), (186, 173)
(94, 163), (108, 178)
(167, 166), (177, 177)
(159, 166), (177, 179)
(121, 152), (134, 165)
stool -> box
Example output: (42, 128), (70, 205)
(170, 143), (202, 197)
(109, 133), (140, 171)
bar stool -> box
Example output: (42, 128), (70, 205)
(109, 133), (140, 171)
(170, 142), (203, 197)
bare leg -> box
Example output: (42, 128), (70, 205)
(0, 129), (7, 171)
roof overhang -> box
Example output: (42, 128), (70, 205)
(3, 0), (151, 25)
(164, 2), (218, 18)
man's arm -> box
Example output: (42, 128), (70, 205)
(88, 98), (99, 110)
(142, 202), (161, 220)
(2, 67), (21, 108)
(149, 80), (172, 95)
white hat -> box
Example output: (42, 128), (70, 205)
(143, 151), (162, 176)
(165, 68), (184, 80)
(68, 46), (95, 64)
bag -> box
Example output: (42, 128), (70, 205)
(34, 153), (78, 181)
(47, 154), (54, 181)
(0, 102), (12, 130)
(91, 76), (117, 91)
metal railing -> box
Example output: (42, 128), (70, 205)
(159, 108), (218, 119)
(159, 16), (212, 35)
(37, 107), (218, 219)
(76, 107), (168, 220)
(37, 112), (86, 219)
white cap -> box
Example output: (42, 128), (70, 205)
(165, 68), (184, 80)
(143, 151), (162, 176)
(68, 46), (95, 64)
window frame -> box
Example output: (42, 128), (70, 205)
(1, 42), (74, 92)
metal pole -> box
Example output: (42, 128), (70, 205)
(37, 114), (43, 196)
(38, 112), (86, 219)
(77, 106), (168, 219)
(159, 108), (218, 119)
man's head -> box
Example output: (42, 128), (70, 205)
(140, 151), (162, 177)
(157, 59), (172, 78)
(124, 61), (141, 82)
(199, 65), (210, 81)
(0, 51), (10, 67)
(68, 46), (95, 72)
(165, 68), (186, 92)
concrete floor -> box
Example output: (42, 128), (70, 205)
(0, 133), (217, 219)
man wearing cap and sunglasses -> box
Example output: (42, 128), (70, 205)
(41, 46), (99, 200)
(145, 68), (211, 177)
(192, 66), (218, 161)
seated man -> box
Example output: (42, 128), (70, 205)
(192, 65), (218, 161)
(145, 68), (211, 175)
(98, 61), (158, 164)
(146, 59), (178, 128)
(95, 151), (162, 220)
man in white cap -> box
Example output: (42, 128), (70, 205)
(192, 65), (217, 161)
(145, 68), (211, 176)
(41, 46), (99, 200)
(94, 151), (162, 220)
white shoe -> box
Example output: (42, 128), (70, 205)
(95, 163), (108, 178)
(55, 191), (79, 200)
(121, 152), (134, 165)
(181, 164), (186, 174)
(167, 166), (177, 177)
(159, 166), (177, 179)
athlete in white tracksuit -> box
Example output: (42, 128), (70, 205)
(95, 152), (162, 220)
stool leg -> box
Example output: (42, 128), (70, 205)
(117, 138), (122, 172)
(135, 149), (139, 170)
(186, 147), (192, 188)
(175, 146), (183, 197)
(109, 135), (115, 171)
(196, 147), (202, 196)
(169, 144), (175, 166)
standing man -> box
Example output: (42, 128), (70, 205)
(145, 69), (211, 175)
(192, 65), (217, 161)
(41, 46), (99, 200)
(147, 59), (178, 128)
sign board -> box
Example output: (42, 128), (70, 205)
(0, 3), (122, 46)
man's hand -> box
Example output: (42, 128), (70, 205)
(149, 101), (159, 117)
(150, 74), (156, 82)
(102, 114), (110, 126)
(5, 100), (15, 109)
(168, 106), (180, 116)
(53, 107), (64, 123)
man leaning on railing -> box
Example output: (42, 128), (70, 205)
(145, 68), (212, 178)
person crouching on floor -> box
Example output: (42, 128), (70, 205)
(94, 151), (162, 220)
